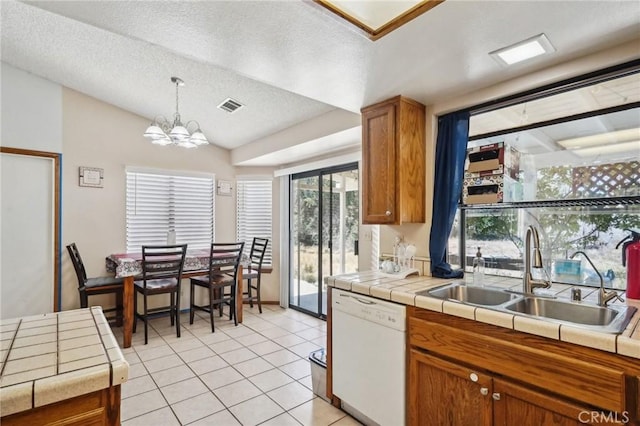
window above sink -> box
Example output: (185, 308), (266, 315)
(449, 61), (640, 292)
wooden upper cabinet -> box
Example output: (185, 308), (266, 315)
(361, 96), (425, 224)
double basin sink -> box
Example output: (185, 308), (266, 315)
(417, 282), (637, 334)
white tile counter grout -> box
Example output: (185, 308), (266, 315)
(326, 272), (640, 359)
(0, 307), (129, 417)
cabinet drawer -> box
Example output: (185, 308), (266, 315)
(408, 308), (636, 413)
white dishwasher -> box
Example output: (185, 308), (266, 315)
(332, 288), (406, 426)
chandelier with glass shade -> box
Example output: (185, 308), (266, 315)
(143, 77), (209, 148)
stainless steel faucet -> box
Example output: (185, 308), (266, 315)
(523, 226), (551, 294)
(570, 251), (622, 307)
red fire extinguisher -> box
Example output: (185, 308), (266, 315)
(616, 229), (640, 300)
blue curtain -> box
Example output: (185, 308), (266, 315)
(429, 111), (470, 278)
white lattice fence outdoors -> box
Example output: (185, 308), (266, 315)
(572, 161), (640, 197)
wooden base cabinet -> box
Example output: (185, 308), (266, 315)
(1, 386), (121, 426)
(409, 349), (598, 426)
(492, 379), (599, 426)
(407, 306), (640, 426)
(409, 349), (492, 426)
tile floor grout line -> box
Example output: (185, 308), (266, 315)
(147, 316), (219, 413)
(127, 315), (228, 425)
(178, 310), (274, 426)
(131, 338), (189, 425)
(152, 317), (284, 412)
(120, 306), (348, 426)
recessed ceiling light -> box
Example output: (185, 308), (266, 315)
(490, 34), (555, 67)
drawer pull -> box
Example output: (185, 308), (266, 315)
(492, 393), (501, 401)
(385, 211), (391, 216)
(469, 373), (478, 382)
(480, 387), (488, 396)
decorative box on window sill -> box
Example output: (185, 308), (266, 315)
(465, 141), (520, 179)
(463, 142), (522, 205)
(462, 173), (522, 205)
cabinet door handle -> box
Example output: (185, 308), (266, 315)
(480, 387), (488, 396)
(492, 393), (501, 401)
(385, 211), (391, 216)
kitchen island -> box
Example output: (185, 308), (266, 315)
(325, 271), (640, 425)
(0, 307), (129, 425)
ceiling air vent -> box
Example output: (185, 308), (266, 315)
(217, 98), (244, 113)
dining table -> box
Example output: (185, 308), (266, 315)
(106, 248), (244, 348)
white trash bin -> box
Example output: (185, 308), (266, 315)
(309, 348), (330, 403)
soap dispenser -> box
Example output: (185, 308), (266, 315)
(472, 247), (485, 286)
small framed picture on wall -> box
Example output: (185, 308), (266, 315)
(79, 166), (104, 188)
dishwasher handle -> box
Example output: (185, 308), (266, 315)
(338, 293), (377, 305)
(351, 295), (377, 305)
(332, 288), (407, 331)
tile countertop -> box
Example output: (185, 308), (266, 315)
(325, 271), (640, 360)
(0, 307), (129, 417)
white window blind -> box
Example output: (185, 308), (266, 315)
(236, 178), (273, 266)
(126, 170), (215, 252)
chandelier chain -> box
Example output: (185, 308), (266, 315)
(175, 79), (180, 119)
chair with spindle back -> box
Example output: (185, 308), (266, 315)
(67, 243), (124, 325)
(242, 237), (269, 314)
(189, 242), (244, 332)
(133, 244), (187, 344)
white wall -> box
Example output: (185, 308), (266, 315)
(232, 109), (360, 166)
(1, 62), (62, 152)
(62, 88), (284, 311)
(61, 88), (240, 311)
(1, 63), (62, 317)
(433, 38), (640, 116)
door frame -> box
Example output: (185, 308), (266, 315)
(289, 162), (359, 318)
(1, 146), (62, 312)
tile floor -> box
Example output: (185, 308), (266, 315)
(112, 305), (361, 426)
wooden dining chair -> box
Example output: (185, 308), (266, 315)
(133, 244), (187, 344)
(242, 237), (269, 314)
(67, 243), (124, 325)
(190, 242), (244, 332)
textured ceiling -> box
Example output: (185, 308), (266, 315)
(2, 0), (639, 166)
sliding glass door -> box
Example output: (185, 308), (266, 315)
(290, 163), (359, 318)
